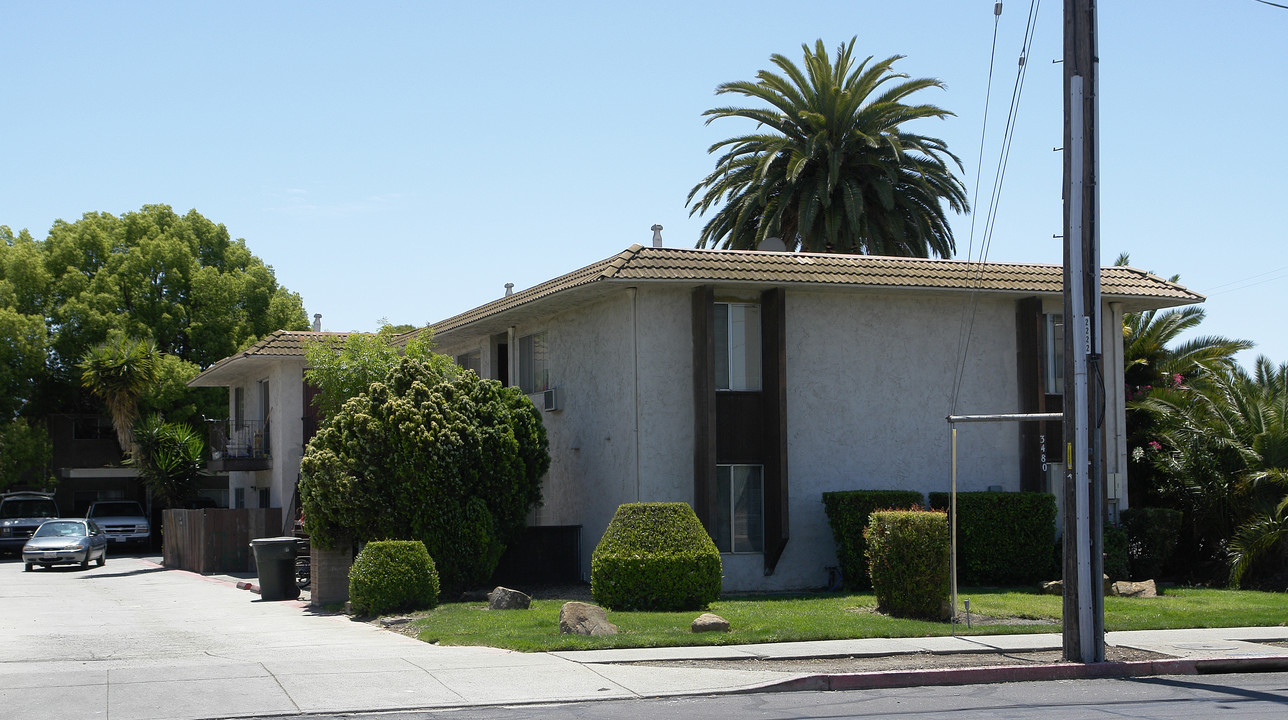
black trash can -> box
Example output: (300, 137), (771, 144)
(250, 536), (300, 601)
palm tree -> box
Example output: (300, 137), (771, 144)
(78, 334), (159, 455)
(131, 413), (205, 508)
(686, 38), (969, 257)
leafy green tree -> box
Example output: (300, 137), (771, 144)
(130, 414), (205, 508)
(299, 357), (549, 591)
(687, 38), (969, 256)
(78, 334), (159, 454)
(23, 204), (308, 417)
(303, 324), (445, 419)
(0, 419), (54, 491)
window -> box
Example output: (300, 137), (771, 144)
(257, 488), (270, 509)
(1044, 314), (1064, 395)
(518, 332), (549, 394)
(234, 487), (245, 509)
(713, 464), (764, 553)
(715, 303), (761, 391)
(456, 351), (482, 375)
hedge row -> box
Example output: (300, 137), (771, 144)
(927, 491), (1057, 586)
(822, 490), (924, 590)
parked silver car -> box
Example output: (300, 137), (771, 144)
(22, 519), (108, 571)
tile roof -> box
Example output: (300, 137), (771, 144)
(411, 244), (1203, 339)
(188, 331), (355, 386)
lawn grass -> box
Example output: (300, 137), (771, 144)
(406, 587), (1288, 652)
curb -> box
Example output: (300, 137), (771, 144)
(747, 656), (1288, 693)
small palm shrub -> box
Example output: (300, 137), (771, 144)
(591, 503), (722, 611)
(822, 490), (925, 589)
(348, 540), (440, 616)
(865, 509), (949, 620)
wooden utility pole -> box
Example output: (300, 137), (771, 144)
(1062, 0), (1105, 663)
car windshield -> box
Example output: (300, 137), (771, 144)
(33, 521), (87, 538)
(1, 499), (58, 519)
(89, 502), (144, 517)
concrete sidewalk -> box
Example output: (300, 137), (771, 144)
(1, 555), (1286, 720)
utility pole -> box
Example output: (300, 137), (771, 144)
(1062, 0), (1105, 663)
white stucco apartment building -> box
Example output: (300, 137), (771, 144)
(408, 244), (1202, 592)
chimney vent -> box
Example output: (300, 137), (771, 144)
(312, 313), (322, 332)
(651, 224), (663, 247)
(504, 283), (514, 297)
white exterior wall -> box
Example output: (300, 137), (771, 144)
(224, 360), (306, 533)
(722, 289), (1023, 591)
(437, 285), (1134, 593)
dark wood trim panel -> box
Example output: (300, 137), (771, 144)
(1016, 296), (1045, 493)
(760, 287), (789, 575)
(692, 285), (717, 533)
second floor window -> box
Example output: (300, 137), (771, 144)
(518, 332), (549, 395)
(715, 302), (761, 391)
(1044, 314), (1064, 395)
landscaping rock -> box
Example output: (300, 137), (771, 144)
(379, 616), (412, 627)
(1110, 579), (1158, 598)
(559, 601), (617, 636)
(691, 613), (729, 633)
(488, 586), (531, 610)
(1041, 575), (1114, 596)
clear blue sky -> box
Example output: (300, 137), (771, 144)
(3, 1), (1284, 368)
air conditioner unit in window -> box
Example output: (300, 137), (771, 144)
(542, 388), (559, 412)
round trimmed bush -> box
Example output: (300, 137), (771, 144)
(348, 540), (440, 616)
(865, 509), (949, 619)
(591, 502), (722, 611)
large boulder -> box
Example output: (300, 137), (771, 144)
(487, 586), (531, 610)
(559, 601), (617, 636)
(1110, 579), (1158, 598)
(691, 613), (730, 633)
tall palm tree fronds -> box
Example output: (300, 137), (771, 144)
(130, 413), (204, 508)
(687, 38), (969, 257)
(78, 335), (159, 454)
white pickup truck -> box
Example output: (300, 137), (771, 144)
(86, 500), (151, 548)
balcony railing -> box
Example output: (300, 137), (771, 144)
(206, 419), (271, 471)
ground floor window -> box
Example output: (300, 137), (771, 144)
(714, 464), (764, 553)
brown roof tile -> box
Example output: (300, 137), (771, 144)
(412, 245), (1202, 339)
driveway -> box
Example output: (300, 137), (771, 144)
(0, 554), (793, 720)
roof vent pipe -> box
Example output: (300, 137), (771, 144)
(504, 283), (514, 297)
(651, 224), (663, 247)
(312, 313), (322, 332)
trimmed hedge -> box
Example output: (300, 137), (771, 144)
(1104, 524), (1130, 581)
(865, 509), (949, 619)
(1121, 507), (1182, 580)
(822, 490), (924, 590)
(927, 491), (1057, 586)
(348, 540), (440, 616)
(591, 503), (722, 611)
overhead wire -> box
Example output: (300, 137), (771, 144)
(949, 0), (1043, 416)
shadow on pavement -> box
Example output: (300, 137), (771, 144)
(79, 565), (169, 579)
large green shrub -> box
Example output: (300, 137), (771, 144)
(928, 491), (1057, 585)
(348, 540), (440, 616)
(591, 503), (722, 611)
(1121, 507), (1182, 580)
(865, 509), (949, 619)
(1104, 524), (1130, 581)
(822, 490), (924, 590)
(300, 357), (550, 592)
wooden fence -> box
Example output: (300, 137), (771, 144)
(163, 508), (282, 574)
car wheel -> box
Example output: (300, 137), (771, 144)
(80, 556), (90, 570)
(97, 552), (106, 567)
(24, 562), (33, 572)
